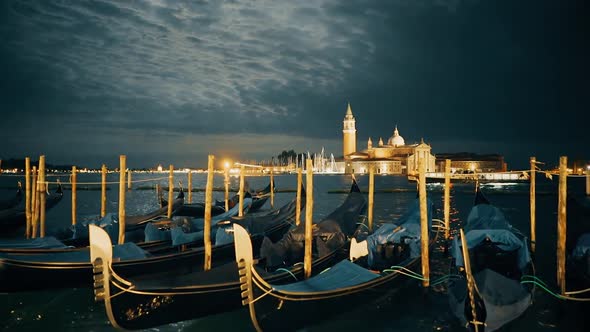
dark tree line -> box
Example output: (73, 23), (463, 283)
(275, 149), (300, 166)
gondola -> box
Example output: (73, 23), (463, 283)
(0, 182), (23, 210)
(165, 181), (274, 217)
(218, 180), (274, 213)
(448, 186), (534, 332)
(0, 189), (186, 250)
(143, 195), (253, 243)
(88, 180), (366, 330)
(65, 189), (186, 246)
(0, 190), (300, 293)
(0, 183), (63, 235)
(232, 194), (437, 331)
(566, 196), (590, 292)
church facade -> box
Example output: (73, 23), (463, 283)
(340, 103), (436, 175)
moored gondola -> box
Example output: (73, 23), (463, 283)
(0, 182), (23, 210)
(566, 196), (590, 291)
(0, 183), (63, 235)
(0, 190), (299, 293)
(232, 194), (437, 331)
(87, 180), (365, 329)
(447, 186), (534, 332)
(166, 181), (274, 217)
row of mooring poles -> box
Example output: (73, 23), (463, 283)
(21, 156), (46, 239)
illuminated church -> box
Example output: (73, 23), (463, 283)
(341, 103), (436, 175)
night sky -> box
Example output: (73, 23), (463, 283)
(0, 0), (587, 169)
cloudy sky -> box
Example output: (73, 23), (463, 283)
(0, 0), (587, 169)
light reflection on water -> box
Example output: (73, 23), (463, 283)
(0, 173), (588, 331)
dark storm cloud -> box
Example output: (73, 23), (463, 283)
(0, 0), (587, 168)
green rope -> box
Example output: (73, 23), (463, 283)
(430, 274), (462, 286)
(356, 222), (369, 230)
(521, 274), (548, 288)
(520, 280), (563, 300)
(520, 279), (590, 302)
(382, 265), (428, 281)
(275, 268), (298, 281)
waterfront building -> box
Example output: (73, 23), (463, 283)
(339, 103), (436, 175)
(434, 152), (507, 173)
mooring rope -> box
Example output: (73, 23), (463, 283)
(521, 275), (590, 302)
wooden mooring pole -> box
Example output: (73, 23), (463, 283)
(530, 157), (536, 253)
(127, 169), (132, 190)
(25, 157), (31, 238)
(444, 159), (451, 240)
(187, 170), (193, 204)
(224, 164), (230, 212)
(368, 164), (374, 232)
(586, 165), (590, 196)
(239, 165), (245, 217)
(167, 165), (174, 219)
(118, 155), (126, 245)
(460, 228), (479, 332)
(419, 157), (430, 287)
(304, 159), (314, 279)
(101, 164), (107, 217)
(270, 166), (274, 208)
(31, 166), (38, 238)
(71, 166), (77, 226)
(295, 168), (302, 226)
(557, 156), (567, 295)
(156, 183), (162, 208)
(39, 155), (46, 238)
(204, 155), (214, 271)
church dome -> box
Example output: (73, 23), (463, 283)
(387, 126), (405, 147)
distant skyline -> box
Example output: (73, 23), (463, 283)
(1, 0), (587, 170)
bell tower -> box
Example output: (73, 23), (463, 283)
(342, 102), (356, 158)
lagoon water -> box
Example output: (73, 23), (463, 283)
(0, 172), (588, 331)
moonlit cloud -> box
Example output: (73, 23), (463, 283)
(0, 0), (586, 168)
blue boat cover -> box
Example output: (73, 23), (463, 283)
(145, 198), (252, 245)
(451, 204), (531, 270)
(71, 213), (119, 241)
(183, 198), (252, 231)
(573, 233), (590, 258)
(215, 226), (234, 246)
(366, 198), (432, 267)
(0, 242), (149, 263)
(271, 260), (379, 293)
(0, 236), (69, 249)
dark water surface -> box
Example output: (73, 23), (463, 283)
(0, 172), (588, 331)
